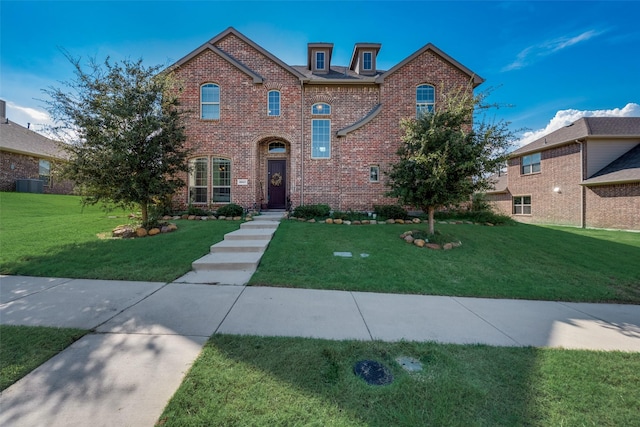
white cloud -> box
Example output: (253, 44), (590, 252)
(503, 29), (605, 71)
(5, 101), (55, 135)
(516, 103), (640, 147)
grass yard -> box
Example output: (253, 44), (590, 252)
(0, 325), (87, 391)
(159, 335), (640, 426)
(250, 220), (640, 303)
(0, 192), (239, 282)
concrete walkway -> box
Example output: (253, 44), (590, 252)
(1, 218), (639, 426)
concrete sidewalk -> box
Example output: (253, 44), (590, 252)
(1, 275), (639, 426)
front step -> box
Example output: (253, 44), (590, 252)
(224, 228), (275, 241)
(210, 239), (270, 253)
(192, 252), (262, 271)
(241, 220), (279, 230)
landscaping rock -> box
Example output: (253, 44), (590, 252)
(443, 243), (453, 250)
(298, 218), (306, 222)
(112, 225), (135, 239)
(136, 227), (148, 238)
(326, 218), (334, 224)
(167, 223), (178, 231)
(386, 219), (395, 224)
(352, 220), (361, 225)
(308, 218), (316, 223)
(233, 216), (242, 221)
(218, 216), (226, 220)
(414, 239), (426, 247)
(334, 219), (343, 225)
(173, 216), (181, 220)
(362, 220), (370, 224)
(148, 228), (161, 236)
(412, 218), (421, 224)
(181, 214), (189, 219)
(404, 235), (414, 243)
(426, 243), (441, 250)
(344, 220), (352, 225)
(485, 222), (495, 226)
(226, 216), (233, 221)
(395, 219), (405, 224)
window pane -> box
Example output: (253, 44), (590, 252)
(523, 196), (531, 204)
(312, 119), (330, 158)
(312, 103), (331, 115)
(201, 84), (219, 102)
(532, 163), (541, 173)
(190, 187), (208, 204)
(202, 104), (220, 120)
(522, 164), (531, 174)
(213, 188), (231, 203)
(523, 206), (531, 215)
(316, 52), (325, 69)
(514, 205), (522, 215)
(269, 141), (286, 153)
(370, 166), (379, 182)
(363, 52), (372, 70)
(268, 91), (280, 116)
(416, 85), (434, 103)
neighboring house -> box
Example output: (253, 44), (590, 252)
(0, 99), (74, 194)
(486, 117), (640, 230)
(167, 27), (483, 211)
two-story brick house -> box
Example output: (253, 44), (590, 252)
(167, 27), (483, 211)
(486, 117), (640, 230)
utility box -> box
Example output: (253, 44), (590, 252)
(15, 179), (44, 194)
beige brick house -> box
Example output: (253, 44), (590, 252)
(167, 27), (483, 211)
(486, 117), (640, 230)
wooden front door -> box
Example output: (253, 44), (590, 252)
(267, 160), (286, 209)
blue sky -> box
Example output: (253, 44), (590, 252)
(1, 0), (639, 146)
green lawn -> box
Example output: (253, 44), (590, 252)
(159, 335), (640, 427)
(251, 220), (640, 303)
(0, 325), (87, 390)
(0, 192), (239, 282)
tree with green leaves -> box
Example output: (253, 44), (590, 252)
(386, 89), (514, 235)
(44, 54), (190, 227)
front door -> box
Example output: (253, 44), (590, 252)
(267, 160), (286, 209)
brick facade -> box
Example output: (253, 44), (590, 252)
(169, 28), (480, 212)
(0, 150), (74, 194)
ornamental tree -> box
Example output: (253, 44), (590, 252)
(386, 89), (514, 234)
(43, 54), (190, 227)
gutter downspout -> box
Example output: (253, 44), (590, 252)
(300, 80), (305, 207)
(576, 139), (585, 228)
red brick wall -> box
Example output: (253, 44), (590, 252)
(506, 143), (583, 226)
(0, 151), (74, 194)
(586, 183), (640, 230)
(171, 36), (476, 212)
(486, 191), (513, 216)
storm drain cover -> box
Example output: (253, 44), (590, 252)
(353, 360), (394, 385)
(395, 356), (423, 372)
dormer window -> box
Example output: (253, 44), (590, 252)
(363, 52), (372, 70)
(316, 52), (325, 70)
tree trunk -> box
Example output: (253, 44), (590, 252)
(428, 206), (435, 235)
(140, 202), (149, 227)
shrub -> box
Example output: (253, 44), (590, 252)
(293, 204), (331, 219)
(373, 205), (408, 220)
(331, 210), (369, 221)
(187, 205), (208, 216)
(216, 203), (244, 217)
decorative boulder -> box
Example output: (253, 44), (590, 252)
(343, 220), (352, 225)
(352, 220), (361, 225)
(404, 235), (414, 243)
(414, 239), (426, 247)
(361, 220), (370, 224)
(233, 216), (242, 221)
(148, 228), (161, 236)
(412, 218), (421, 224)
(426, 243), (441, 250)
(326, 218), (334, 224)
(167, 223), (178, 231)
(218, 215), (226, 220)
(386, 219), (395, 224)
(443, 243), (453, 250)
(395, 219), (405, 224)
(136, 227), (148, 237)
(308, 218), (316, 223)
(334, 218), (343, 225)
(181, 214), (189, 219)
(112, 225), (134, 239)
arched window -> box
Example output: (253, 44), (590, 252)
(212, 157), (231, 203)
(201, 84), (220, 120)
(267, 90), (280, 116)
(268, 141), (286, 153)
(416, 84), (435, 117)
(312, 103), (331, 115)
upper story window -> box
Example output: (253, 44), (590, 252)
(315, 51), (325, 70)
(363, 52), (373, 71)
(39, 159), (51, 186)
(268, 90), (280, 116)
(269, 141), (286, 153)
(370, 165), (380, 182)
(521, 153), (541, 175)
(201, 83), (220, 120)
(312, 103), (331, 115)
(416, 84), (435, 117)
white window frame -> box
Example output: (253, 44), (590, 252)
(267, 90), (280, 116)
(416, 84), (435, 117)
(363, 51), (373, 70)
(513, 196), (532, 215)
(311, 119), (331, 159)
(201, 83), (220, 120)
(189, 157), (209, 204)
(370, 165), (380, 182)
(521, 153), (541, 175)
(39, 159), (51, 186)
(212, 157), (231, 203)
(315, 51), (325, 70)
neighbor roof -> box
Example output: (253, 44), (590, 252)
(581, 143), (640, 186)
(0, 119), (66, 159)
(512, 117), (640, 156)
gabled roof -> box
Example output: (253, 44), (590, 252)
(167, 27), (306, 81)
(511, 117), (640, 157)
(581, 143), (640, 186)
(0, 119), (66, 159)
(375, 43), (484, 87)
